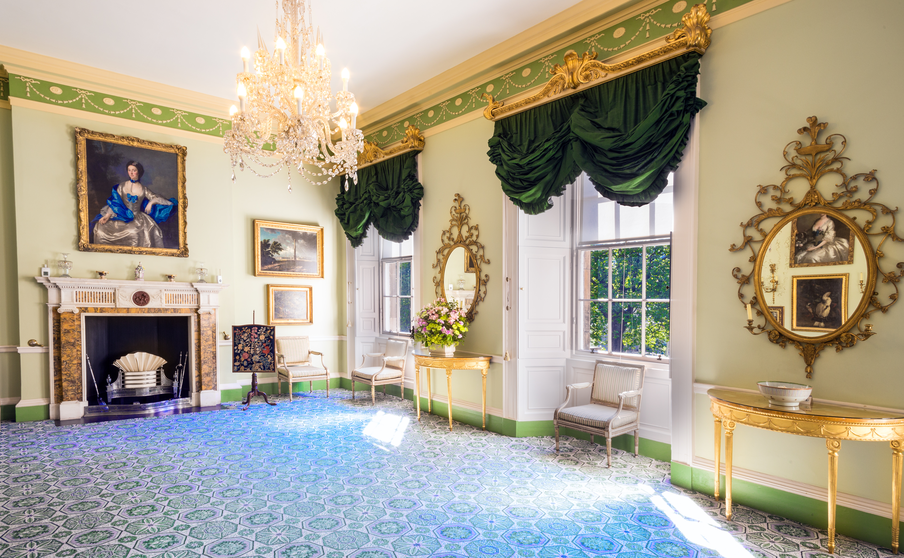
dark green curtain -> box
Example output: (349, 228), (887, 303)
(336, 150), (424, 248)
(487, 53), (706, 215)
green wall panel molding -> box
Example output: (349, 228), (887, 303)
(364, 0), (756, 147)
(672, 463), (903, 549)
(7, 74), (232, 138)
(15, 403), (48, 422)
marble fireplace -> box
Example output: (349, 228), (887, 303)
(36, 276), (227, 420)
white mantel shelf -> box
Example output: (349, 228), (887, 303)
(35, 276), (228, 314)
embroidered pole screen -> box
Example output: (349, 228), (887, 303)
(232, 324), (276, 373)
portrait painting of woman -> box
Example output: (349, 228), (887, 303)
(791, 274), (848, 333)
(77, 128), (188, 257)
(790, 212), (853, 268)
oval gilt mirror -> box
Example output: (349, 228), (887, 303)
(731, 116), (903, 378)
(433, 194), (489, 321)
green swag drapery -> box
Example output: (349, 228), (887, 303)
(487, 53), (706, 215)
(336, 150), (424, 248)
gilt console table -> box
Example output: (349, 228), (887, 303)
(413, 350), (491, 431)
(708, 388), (904, 554)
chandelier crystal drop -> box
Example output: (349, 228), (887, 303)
(224, 0), (363, 190)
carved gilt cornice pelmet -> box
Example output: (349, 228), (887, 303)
(482, 3), (712, 121)
(357, 125), (426, 170)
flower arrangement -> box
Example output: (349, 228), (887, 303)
(411, 299), (469, 348)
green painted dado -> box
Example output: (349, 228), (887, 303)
(14, 403), (48, 422)
(670, 462), (904, 549)
(364, 0), (758, 146)
(221, 378), (342, 403)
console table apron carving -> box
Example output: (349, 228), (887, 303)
(413, 351), (491, 431)
(708, 388), (904, 554)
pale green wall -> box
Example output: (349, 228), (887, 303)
(696, 0), (904, 505)
(419, 117), (504, 410)
(0, 106), (22, 405)
(4, 104), (346, 408)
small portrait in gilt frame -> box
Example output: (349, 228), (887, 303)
(790, 213), (853, 268)
(268, 285), (313, 325)
(768, 306), (784, 327)
(76, 128), (188, 257)
(792, 274), (848, 332)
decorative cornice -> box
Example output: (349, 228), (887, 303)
(482, 3), (711, 120)
(362, 0), (753, 146)
(358, 125), (425, 170)
(8, 75), (231, 138)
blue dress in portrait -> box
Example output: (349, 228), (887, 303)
(92, 182), (177, 248)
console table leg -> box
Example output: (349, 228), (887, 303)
(892, 440), (902, 555)
(427, 369), (432, 414)
(481, 367), (487, 430)
(714, 417), (722, 500)
(724, 421), (735, 520)
(446, 369), (453, 432)
(827, 439), (841, 554)
(415, 366), (421, 421)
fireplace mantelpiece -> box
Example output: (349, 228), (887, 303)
(35, 277), (228, 420)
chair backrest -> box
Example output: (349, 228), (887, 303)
(590, 360), (645, 410)
(276, 336), (310, 364)
(383, 339), (409, 371)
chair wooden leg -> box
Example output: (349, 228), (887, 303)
(555, 426), (560, 453)
(383, 385), (386, 397)
(606, 437), (612, 468)
(325, 377), (329, 398)
(310, 381), (313, 393)
(277, 376), (282, 395)
(634, 430), (640, 456)
(351, 380), (355, 400)
(371, 385), (376, 405)
(288, 381), (293, 402)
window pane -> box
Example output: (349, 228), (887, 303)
(399, 261), (411, 297)
(618, 204), (650, 239)
(652, 192), (673, 236)
(645, 302), (670, 356)
(382, 262), (398, 296)
(382, 237), (413, 258)
(611, 302), (642, 354)
(400, 298), (411, 334)
(582, 198), (615, 243)
(645, 245), (671, 299)
(580, 301), (608, 351)
(612, 248), (643, 299)
(383, 297), (399, 333)
(581, 250), (609, 299)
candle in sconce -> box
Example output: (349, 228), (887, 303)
(746, 303), (752, 321)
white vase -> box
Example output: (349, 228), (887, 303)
(428, 344), (456, 357)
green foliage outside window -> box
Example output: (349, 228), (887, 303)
(586, 244), (670, 357)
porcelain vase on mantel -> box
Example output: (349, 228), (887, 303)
(428, 344), (456, 357)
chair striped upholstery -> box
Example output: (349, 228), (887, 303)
(383, 340), (407, 371)
(591, 363), (642, 410)
(276, 336), (310, 364)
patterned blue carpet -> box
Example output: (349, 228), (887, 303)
(0, 389), (892, 558)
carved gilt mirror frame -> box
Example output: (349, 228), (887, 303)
(433, 194), (489, 322)
(731, 116), (903, 378)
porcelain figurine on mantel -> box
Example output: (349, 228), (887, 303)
(134, 262), (144, 281)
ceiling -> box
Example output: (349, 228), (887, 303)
(0, 0), (628, 122)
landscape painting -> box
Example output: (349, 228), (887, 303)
(254, 220), (323, 278)
(268, 285), (313, 325)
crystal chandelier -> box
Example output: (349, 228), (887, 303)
(224, 0), (363, 190)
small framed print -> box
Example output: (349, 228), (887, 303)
(268, 285), (313, 325)
(792, 274), (848, 332)
(768, 306), (784, 327)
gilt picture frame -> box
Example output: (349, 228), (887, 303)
(790, 213), (854, 268)
(791, 274), (848, 333)
(254, 220), (324, 278)
(76, 128), (188, 257)
(768, 306), (784, 327)
(268, 285), (313, 325)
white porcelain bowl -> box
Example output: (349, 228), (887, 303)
(757, 381), (812, 407)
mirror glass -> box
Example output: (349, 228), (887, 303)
(758, 210), (870, 338)
(443, 246), (477, 313)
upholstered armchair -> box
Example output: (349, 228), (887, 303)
(350, 339), (409, 405)
(275, 336), (329, 401)
(554, 360), (646, 467)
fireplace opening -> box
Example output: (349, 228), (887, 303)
(84, 316), (191, 407)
